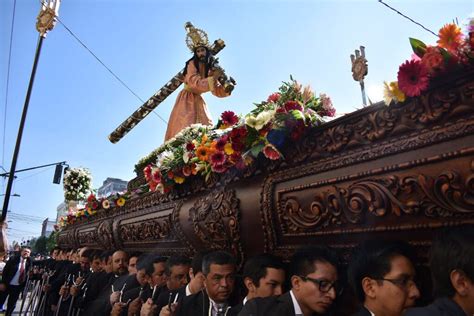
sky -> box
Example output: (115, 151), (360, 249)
(0, 0), (472, 245)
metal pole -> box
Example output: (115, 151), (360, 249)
(1, 35), (44, 222)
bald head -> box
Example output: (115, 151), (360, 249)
(112, 250), (129, 276)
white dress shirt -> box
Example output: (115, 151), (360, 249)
(10, 258), (25, 286)
(290, 290), (303, 316)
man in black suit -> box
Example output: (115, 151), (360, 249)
(0, 246), (32, 316)
(348, 240), (420, 316)
(239, 246), (341, 316)
(154, 255), (191, 311)
(229, 254), (285, 315)
(406, 226), (474, 316)
(173, 250), (237, 316)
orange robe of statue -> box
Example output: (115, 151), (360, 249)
(164, 61), (230, 141)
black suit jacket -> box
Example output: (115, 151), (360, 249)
(238, 292), (295, 316)
(405, 297), (468, 316)
(176, 290), (210, 316)
(351, 306), (372, 316)
(156, 285), (187, 311)
(1, 255), (31, 286)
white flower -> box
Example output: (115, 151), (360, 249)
(245, 110), (275, 130)
(183, 152), (190, 164)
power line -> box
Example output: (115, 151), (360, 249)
(2, 0), (17, 170)
(54, 16), (168, 125)
(378, 0), (437, 37)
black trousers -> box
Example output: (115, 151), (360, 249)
(0, 284), (23, 316)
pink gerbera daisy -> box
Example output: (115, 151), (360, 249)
(263, 144), (281, 160)
(397, 60), (430, 97)
(221, 111), (239, 126)
(210, 151), (226, 165)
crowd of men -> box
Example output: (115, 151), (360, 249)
(0, 226), (472, 316)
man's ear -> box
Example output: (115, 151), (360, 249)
(291, 276), (301, 292)
(450, 270), (471, 296)
(189, 267), (195, 279)
(362, 277), (377, 299)
(244, 277), (256, 293)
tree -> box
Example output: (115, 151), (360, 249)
(46, 231), (57, 253)
(33, 236), (47, 254)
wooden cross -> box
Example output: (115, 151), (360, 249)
(108, 27), (226, 143)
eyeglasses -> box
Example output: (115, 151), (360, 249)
(375, 276), (418, 289)
(298, 275), (343, 296)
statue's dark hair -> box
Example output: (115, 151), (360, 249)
(183, 46), (211, 78)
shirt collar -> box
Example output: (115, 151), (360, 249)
(363, 306), (375, 316)
(185, 283), (192, 296)
(290, 290), (303, 315)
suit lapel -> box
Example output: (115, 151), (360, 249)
(278, 292), (296, 316)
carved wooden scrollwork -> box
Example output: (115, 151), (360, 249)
(119, 215), (173, 242)
(57, 230), (75, 249)
(189, 188), (243, 265)
(97, 220), (115, 249)
(76, 229), (98, 246)
(279, 159), (474, 233)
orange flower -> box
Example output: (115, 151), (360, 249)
(196, 145), (211, 161)
(437, 23), (463, 53)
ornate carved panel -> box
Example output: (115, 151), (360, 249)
(57, 230), (76, 249)
(280, 156), (474, 234)
(76, 227), (99, 247)
(119, 213), (173, 243)
(262, 147), (474, 255)
(189, 188), (243, 265)
(97, 220), (115, 249)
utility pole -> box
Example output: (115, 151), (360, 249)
(0, 0), (61, 254)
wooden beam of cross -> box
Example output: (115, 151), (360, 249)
(108, 39), (226, 143)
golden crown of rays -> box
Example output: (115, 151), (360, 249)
(185, 22), (209, 52)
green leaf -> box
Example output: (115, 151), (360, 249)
(439, 47), (452, 62)
(409, 38), (427, 58)
(290, 109), (305, 120)
(250, 143), (265, 157)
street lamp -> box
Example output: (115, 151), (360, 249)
(0, 0), (60, 254)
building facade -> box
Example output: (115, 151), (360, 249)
(97, 177), (128, 198)
(41, 218), (56, 237)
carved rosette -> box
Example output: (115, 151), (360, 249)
(189, 188), (243, 265)
(278, 156), (474, 234)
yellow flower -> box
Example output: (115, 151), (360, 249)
(201, 133), (208, 144)
(102, 199), (110, 209)
(116, 197), (126, 207)
(174, 176), (185, 184)
(390, 82), (406, 103)
(383, 81), (406, 105)
(224, 143), (234, 155)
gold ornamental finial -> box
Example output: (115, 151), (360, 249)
(36, 0), (61, 37)
(185, 22), (209, 52)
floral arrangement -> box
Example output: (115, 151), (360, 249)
(63, 167), (93, 202)
(57, 187), (147, 228)
(384, 20), (474, 105)
(143, 77), (336, 193)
